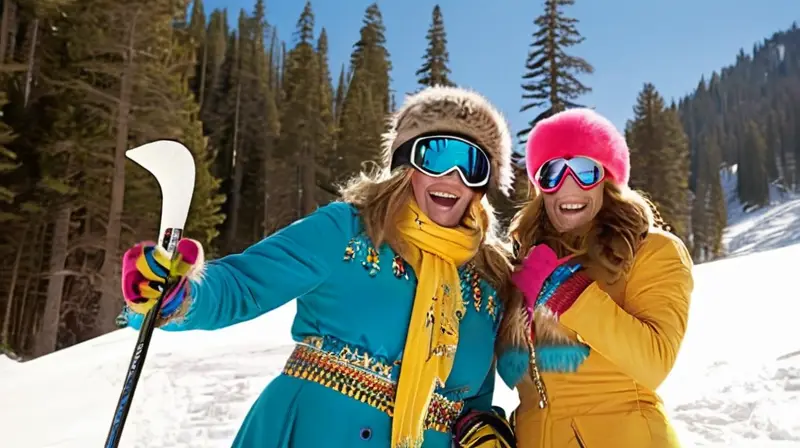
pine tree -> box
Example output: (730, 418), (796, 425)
(206, 5), (279, 253)
(661, 104), (692, 239)
(676, 76), (729, 261)
(316, 28), (337, 198)
(764, 110), (781, 182)
(626, 83), (691, 242)
(257, 13), (282, 237)
(317, 28), (335, 156)
(113, 0), (225, 335)
(217, 13), (248, 253)
(333, 65), (346, 127)
(518, 0), (593, 143)
(338, 76), (373, 172)
(738, 120), (770, 207)
(706, 132), (727, 257)
(198, 10), (229, 120)
(0, 89), (25, 351)
(268, 29), (280, 93)
(260, 86), (281, 234)
(416, 5), (454, 88)
(337, 3), (392, 181)
(26, 0), (160, 341)
(349, 3), (392, 114)
(688, 123), (727, 261)
(240, 0), (280, 242)
(280, 1), (321, 217)
(0, 0), (227, 346)
(188, 0), (207, 104)
(0, 92), (18, 210)
(689, 158), (709, 259)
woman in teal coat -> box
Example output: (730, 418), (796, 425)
(120, 86), (524, 447)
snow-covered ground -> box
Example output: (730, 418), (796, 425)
(0, 351), (18, 373)
(658, 243), (800, 447)
(2, 166), (799, 447)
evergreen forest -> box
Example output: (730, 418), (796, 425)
(0, 0), (797, 358)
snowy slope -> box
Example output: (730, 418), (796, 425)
(2, 242), (799, 447)
(720, 165), (800, 257)
(658, 243), (800, 447)
(0, 352), (17, 374)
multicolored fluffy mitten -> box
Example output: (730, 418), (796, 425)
(534, 263), (593, 319)
(511, 244), (592, 321)
(121, 239), (203, 318)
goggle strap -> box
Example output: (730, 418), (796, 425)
(390, 142), (412, 171)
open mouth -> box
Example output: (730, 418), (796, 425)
(429, 190), (459, 208)
(558, 203), (588, 214)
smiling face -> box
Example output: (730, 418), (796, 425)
(542, 175), (604, 233)
(410, 170), (477, 227)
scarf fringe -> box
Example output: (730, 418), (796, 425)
(396, 437), (424, 448)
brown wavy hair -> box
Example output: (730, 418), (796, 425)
(509, 181), (666, 284)
(339, 164), (523, 349)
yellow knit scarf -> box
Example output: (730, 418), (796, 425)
(392, 199), (484, 448)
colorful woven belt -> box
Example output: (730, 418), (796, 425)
(283, 343), (464, 433)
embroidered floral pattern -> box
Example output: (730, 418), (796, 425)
(343, 238), (358, 261)
(460, 264), (483, 313)
(343, 236), (380, 276)
(363, 247), (380, 276)
(486, 295), (497, 319)
(392, 255), (409, 279)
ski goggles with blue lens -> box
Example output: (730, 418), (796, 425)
(391, 134), (492, 188)
(534, 156), (605, 193)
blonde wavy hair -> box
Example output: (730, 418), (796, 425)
(509, 181), (667, 284)
(339, 165), (523, 349)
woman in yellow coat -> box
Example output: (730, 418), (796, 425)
(503, 108), (694, 447)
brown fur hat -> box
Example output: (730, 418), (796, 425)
(381, 86), (514, 197)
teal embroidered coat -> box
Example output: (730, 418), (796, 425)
(125, 202), (512, 447)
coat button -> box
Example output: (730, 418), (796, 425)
(359, 427), (372, 440)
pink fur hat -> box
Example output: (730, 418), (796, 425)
(524, 108), (630, 186)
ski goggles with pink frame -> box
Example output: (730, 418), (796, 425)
(533, 156), (606, 193)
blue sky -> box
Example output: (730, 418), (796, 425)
(204, 0), (797, 151)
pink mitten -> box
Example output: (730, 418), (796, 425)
(511, 245), (574, 321)
(121, 239), (203, 316)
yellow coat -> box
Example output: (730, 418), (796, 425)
(513, 228), (694, 448)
